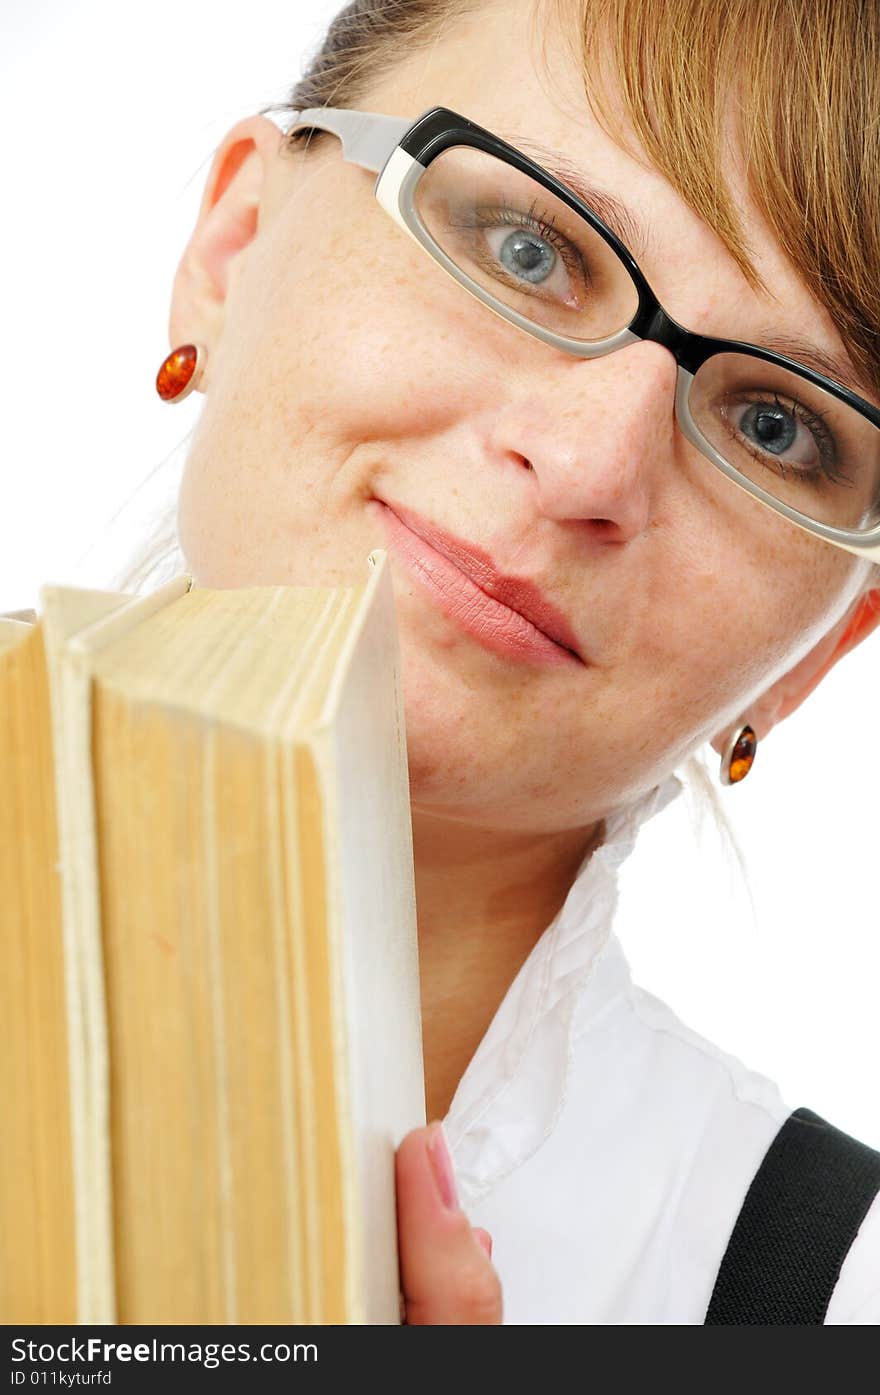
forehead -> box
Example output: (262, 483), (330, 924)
(368, 0), (852, 377)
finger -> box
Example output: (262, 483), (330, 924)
(396, 1121), (502, 1325)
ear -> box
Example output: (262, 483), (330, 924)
(167, 114), (287, 385)
(711, 585), (880, 755)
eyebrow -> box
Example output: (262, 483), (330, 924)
(498, 132), (652, 260)
(500, 132), (875, 406)
(744, 335), (875, 405)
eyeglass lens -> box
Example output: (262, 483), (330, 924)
(412, 144), (880, 534)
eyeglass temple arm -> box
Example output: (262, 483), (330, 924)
(283, 108), (415, 174)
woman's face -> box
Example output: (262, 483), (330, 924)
(175, 0), (872, 832)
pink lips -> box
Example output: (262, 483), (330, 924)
(371, 497), (584, 667)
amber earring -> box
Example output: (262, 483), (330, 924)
(155, 343), (207, 403)
(720, 723), (757, 786)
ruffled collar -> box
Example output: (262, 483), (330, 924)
(444, 773), (683, 1206)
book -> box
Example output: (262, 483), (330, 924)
(0, 550), (425, 1325)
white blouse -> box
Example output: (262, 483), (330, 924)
(444, 776), (880, 1324)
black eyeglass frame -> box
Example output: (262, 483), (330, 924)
(283, 104), (880, 560)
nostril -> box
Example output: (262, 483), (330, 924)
(585, 517), (627, 543)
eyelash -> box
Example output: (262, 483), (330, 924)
(727, 391), (853, 488)
(449, 200), (588, 291)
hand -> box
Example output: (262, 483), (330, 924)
(395, 1121), (503, 1324)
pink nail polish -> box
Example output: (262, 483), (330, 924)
(474, 1227), (493, 1258)
(427, 1122), (459, 1211)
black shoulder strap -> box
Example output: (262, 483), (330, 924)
(705, 1106), (880, 1324)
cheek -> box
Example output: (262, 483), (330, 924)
(647, 509), (862, 730)
(178, 213), (488, 579)
(177, 223), (518, 594)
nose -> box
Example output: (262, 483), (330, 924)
(502, 340), (678, 544)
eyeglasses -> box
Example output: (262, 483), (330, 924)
(283, 105), (880, 560)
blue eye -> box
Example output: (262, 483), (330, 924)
(738, 402), (800, 457)
(447, 202), (590, 307)
(724, 392), (850, 489)
(493, 228), (556, 285)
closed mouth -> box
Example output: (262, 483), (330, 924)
(375, 497), (585, 662)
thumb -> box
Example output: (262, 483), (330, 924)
(396, 1121), (503, 1325)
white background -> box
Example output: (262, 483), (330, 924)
(3, 2), (878, 1147)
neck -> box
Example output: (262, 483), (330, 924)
(410, 809), (602, 1122)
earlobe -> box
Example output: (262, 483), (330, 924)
(168, 115), (285, 358)
(834, 585), (880, 654)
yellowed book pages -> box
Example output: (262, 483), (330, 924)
(37, 575), (194, 1325)
(0, 619), (74, 1321)
(2, 582), (189, 1325)
(24, 551), (423, 1324)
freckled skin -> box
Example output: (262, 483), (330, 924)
(176, 63), (865, 826)
(171, 0), (876, 1116)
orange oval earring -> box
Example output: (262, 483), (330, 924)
(720, 723), (757, 785)
(155, 343), (207, 403)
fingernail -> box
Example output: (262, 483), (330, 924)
(474, 1227), (493, 1258)
(426, 1121), (459, 1211)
